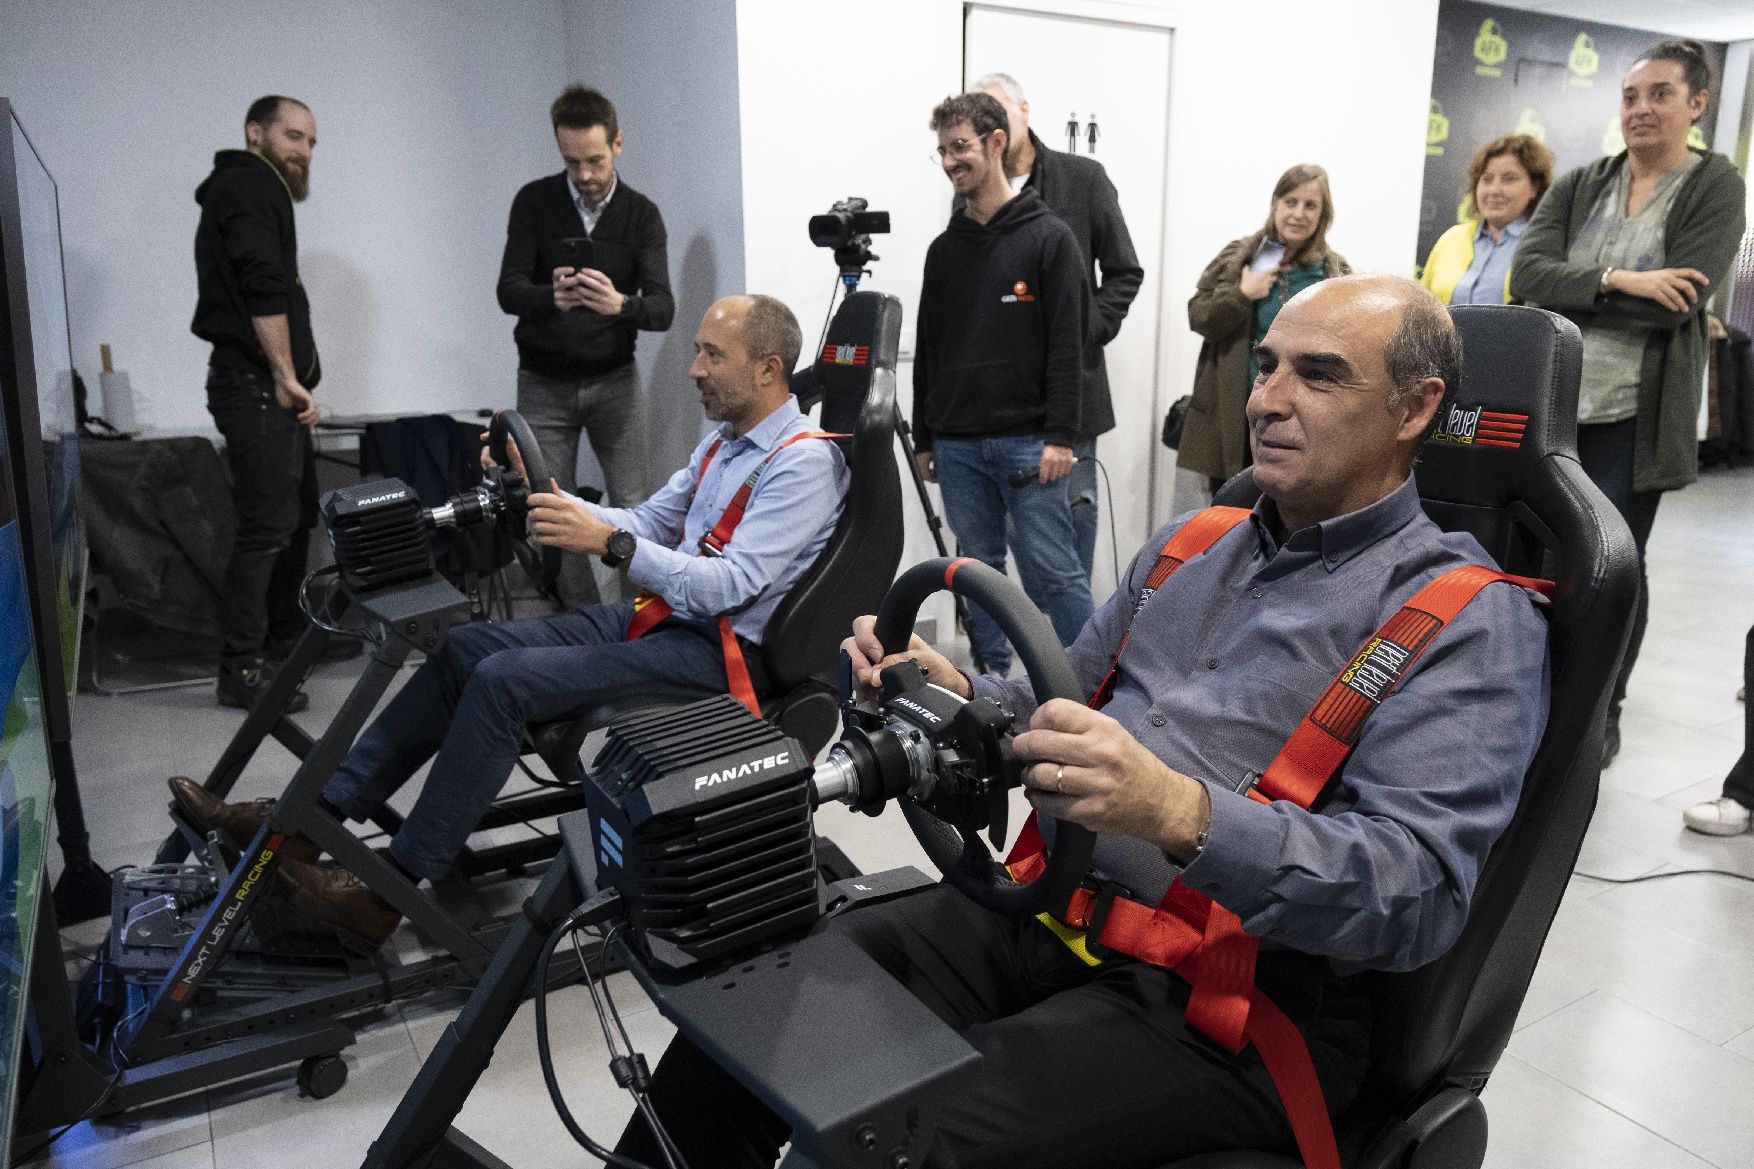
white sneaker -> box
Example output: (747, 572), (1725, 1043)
(1683, 796), (1753, 836)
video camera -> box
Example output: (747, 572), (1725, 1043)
(808, 196), (890, 280)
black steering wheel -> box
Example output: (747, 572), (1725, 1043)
(487, 409), (562, 596)
(873, 558), (1096, 917)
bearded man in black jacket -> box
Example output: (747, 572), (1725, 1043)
(191, 94), (322, 712)
(497, 85), (674, 606)
(915, 91), (1093, 675)
(973, 72), (1144, 579)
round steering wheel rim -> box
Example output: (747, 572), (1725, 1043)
(873, 557), (1096, 917)
(488, 409), (562, 595)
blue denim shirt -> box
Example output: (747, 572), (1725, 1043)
(973, 476), (1550, 973)
(588, 398), (848, 644)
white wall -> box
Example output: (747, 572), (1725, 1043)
(565, 0), (747, 479)
(736, 0), (1440, 642)
(0, 0), (568, 434)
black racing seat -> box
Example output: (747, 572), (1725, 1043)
(1180, 304), (1639, 1167)
(523, 290), (905, 780)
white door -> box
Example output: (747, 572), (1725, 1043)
(963, 5), (1172, 601)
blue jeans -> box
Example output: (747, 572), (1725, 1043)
(933, 435), (1094, 674)
(323, 603), (762, 879)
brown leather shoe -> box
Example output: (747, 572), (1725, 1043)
(277, 858), (403, 949)
(167, 776), (320, 865)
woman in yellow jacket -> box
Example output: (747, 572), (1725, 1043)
(1420, 134), (1555, 304)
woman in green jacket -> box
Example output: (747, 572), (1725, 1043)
(1180, 164), (1350, 492)
(1421, 133), (1554, 305)
(1511, 38), (1746, 762)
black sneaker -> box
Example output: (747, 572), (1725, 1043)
(216, 659), (310, 713)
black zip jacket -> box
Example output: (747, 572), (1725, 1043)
(192, 150), (320, 386)
(496, 173), (674, 379)
(914, 188), (1087, 449)
(1023, 130), (1143, 441)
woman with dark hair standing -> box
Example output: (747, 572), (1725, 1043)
(1421, 133), (1556, 305)
(1512, 38), (1745, 764)
(1180, 164), (1351, 493)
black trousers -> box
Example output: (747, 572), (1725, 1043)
(616, 886), (1371, 1169)
(1576, 418), (1663, 721)
(1724, 625), (1754, 806)
(206, 360), (317, 664)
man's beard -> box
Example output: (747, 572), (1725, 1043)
(263, 146), (310, 202)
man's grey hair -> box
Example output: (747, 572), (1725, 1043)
(741, 294), (802, 375)
(969, 71), (1026, 106)
(1383, 286), (1463, 440)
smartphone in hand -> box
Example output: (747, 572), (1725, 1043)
(559, 236), (596, 273)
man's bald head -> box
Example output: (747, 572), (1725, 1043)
(1248, 275), (1459, 533)
(1286, 274), (1461, 429)
(691, 295), (802, 436)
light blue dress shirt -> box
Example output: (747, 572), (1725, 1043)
(587, 397), (848, 644)
(1450, 216), (1527, 306)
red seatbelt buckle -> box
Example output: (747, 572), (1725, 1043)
(1079, 877), (1133, 960)
(697, 534), (726, 558)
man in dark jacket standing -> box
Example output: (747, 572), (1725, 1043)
(916, 91), (1092, 674)
(497, 85), (673, 606)
(974, 72), (1143, 577)
(192, 94), (321, 711)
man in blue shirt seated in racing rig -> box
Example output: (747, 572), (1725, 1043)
(171, 294), (849, 947)
(615, 275), (1552, 1169)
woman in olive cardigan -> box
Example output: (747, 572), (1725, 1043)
(1180, 164), (1350, 491)
(1511, 37), (1746, 762)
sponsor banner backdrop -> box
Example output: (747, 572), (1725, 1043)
(1419, 1), (1727, 271)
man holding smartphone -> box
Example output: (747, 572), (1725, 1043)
(497, 84), (674, 604)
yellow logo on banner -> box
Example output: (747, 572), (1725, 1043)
(1689, 125), (1710, 150)
(1603, 116), (1625, 156)
(1428, 99), (1450, 156)
(1474, 19), (1508, 77)
(1515, 107), (1547, 143)
(1568, 33), (1599, 87)
(1457, 194), (1471, 224)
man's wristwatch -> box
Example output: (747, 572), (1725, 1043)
(601, 528), (637, 569)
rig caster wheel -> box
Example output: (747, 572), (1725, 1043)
(297, 1053), (348, 1100)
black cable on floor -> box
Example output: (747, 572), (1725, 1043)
(535, 908), (670, 1169)
(1090, 455), (1122, 588)
(1574, 867), (1754, 886)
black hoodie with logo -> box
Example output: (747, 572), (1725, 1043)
(913, 187), (1087, 450)
(191, 150), (320, 387)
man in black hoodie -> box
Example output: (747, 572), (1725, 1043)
(192, 94), (321, 712)
(915, 91), (1092, 674)
(497, 85), (674, 606)
(973, 72), (1144, 578)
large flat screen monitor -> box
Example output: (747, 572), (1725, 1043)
(0, 97), (90, 1163)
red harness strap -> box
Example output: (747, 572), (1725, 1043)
(1005, 507), (1554, 1169)
(625, 429), (844, 715)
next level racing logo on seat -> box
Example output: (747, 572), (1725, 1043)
(1429, 403), (1529, 450)
(822, 342), (870, 365)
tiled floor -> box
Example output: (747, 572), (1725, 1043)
(27, 464), (1754, 1169)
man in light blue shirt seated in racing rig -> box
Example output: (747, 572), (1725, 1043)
(171, 294), (848, 948)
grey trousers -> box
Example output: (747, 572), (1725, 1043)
(515, 362), (648, 605)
